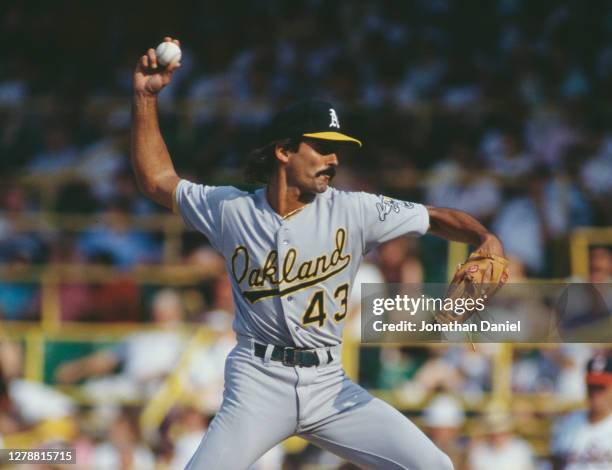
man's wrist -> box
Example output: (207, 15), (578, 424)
(133, 92), (158, 115)
(134, 91), (158, 101)
(477, 233), (504, 256)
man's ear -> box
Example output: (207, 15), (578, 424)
(274, 144), (292, 163)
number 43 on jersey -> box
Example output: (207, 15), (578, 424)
(302, 283), (349, 327)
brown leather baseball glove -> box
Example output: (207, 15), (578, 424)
(435, 251), (510, 324)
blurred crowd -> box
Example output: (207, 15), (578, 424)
(1, 0), (612, 468)
(1, 330), (611, 469)
(2, 0), (612, 278)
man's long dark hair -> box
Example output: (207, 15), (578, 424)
(244, 138), (300, 184)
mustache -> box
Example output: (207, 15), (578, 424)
(316, 167), (337, 179)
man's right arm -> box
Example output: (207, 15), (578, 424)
(131, 37), (182, 210)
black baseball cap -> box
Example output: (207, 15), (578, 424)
(586, 355), (612, 386)
(263, 100), (362, 147)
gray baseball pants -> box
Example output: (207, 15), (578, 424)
(186, 336), (453, 470)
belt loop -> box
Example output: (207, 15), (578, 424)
(316, 348), (329, 367)
(263, 344), (274, 364)
(314, 349), (323, 367)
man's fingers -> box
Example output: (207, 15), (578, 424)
(163, 36), (181, 46)
(501, 269), (509, 286)
(166, 58), (181, 73)
(162, 36), (181, 47)
(140, 55), (148, 68)
(147, 48), (158, 69)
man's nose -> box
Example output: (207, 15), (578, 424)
(326, 153), (339, 166)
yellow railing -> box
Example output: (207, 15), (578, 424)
(1, 263), (224, 328)
(13, 165), (560, 213)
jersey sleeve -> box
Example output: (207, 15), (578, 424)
(174, 179), (242, 250)
(358, 192), (429, 253)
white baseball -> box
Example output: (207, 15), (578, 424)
(155, 41), (182, 67)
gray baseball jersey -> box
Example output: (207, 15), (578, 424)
(176, 181), (456, 470)
(175, 180), (429, 347)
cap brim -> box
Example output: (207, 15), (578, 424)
(586, 373), (612, 386)
(302, 131), (362, 147)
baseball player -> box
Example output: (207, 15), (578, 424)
(551, 354), (612, 470)
(132, 37), (506, 469)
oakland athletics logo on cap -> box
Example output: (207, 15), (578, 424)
(329, 109), (340, 128)
(593, 355), (607, 372)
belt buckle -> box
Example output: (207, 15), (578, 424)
(282, 347), (296, 366)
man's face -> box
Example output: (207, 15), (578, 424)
(283, 139), (341, 194)
(589, 247), (611, 282)
(587, 382), (612, 416)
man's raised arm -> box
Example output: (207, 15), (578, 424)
(426, 206), (505, 255)
(131, 37), (182, 210)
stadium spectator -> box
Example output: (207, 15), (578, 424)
(0, 182), (44, 320)
(77, 197), (161, 270)
(73, 109), (131, 205)
(589, 245), (612, 283)
(0, 335), (76, 445)
(482, 126), (534, 181)
(426, 139), (502, 222)
(54, 288), (185, 402)
(554, 345), (595, 403)
(513, 348), (560, 394)
(376, 237), (423, 283)
(467, 410), (536, 470)
(412, 348), (465, 395)
(0, 339), (26, 436)
(551, 353), (612, 470)
(26, 123), (78, 175)
(84, 252), (141, 323)
(0, 181), (42, 260)
(0, 255), (39, 321)
(185, 274), (235, 414)
(493, 176), (546, 275)
(168, 407), (209, 470)
(423, 394), (467, 470)
(580, 137), (612, 225)
(41, 236), (92, 322)
(91, 407), (155, 469)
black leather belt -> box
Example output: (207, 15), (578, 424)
(254, 343), (333, 367)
